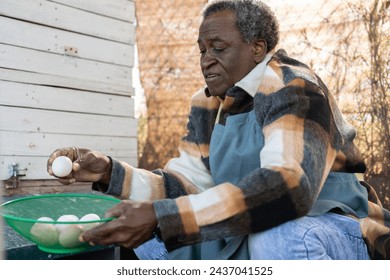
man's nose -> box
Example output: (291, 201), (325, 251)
(200, 50), (217, 70)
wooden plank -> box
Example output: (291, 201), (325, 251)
(0, 0), (135, 44)
(0, 156), (137, 180)
(49, 0), (136, 23)
(2, 180), (94, 197)
(0, 131), (137, 158)
(0, 44), (133, 89)
(0, 80), (135, 117)
(0, 17), (134, 67)
(0, 106), (138, 137)
(0, 68), (133, 96)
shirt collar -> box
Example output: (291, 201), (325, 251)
(235, 53), (273, 97)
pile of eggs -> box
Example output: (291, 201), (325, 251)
(30, 213), (101, 248)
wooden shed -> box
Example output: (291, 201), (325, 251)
(0, 0), (137, 195)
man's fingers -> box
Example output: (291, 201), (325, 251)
(120, 227), (153, 248)
(80, 225), (153, 249)
(79, 200), (156, 248)
(104, 202), (128, 218)
(72, 162), (81, 172)
(57, 178), (75, 185)
(80, 217), (123, 242)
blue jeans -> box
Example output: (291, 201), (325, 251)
(134, 212), (370, 260)
(133, 237), (168, 260)
(248, 212), (370, 260)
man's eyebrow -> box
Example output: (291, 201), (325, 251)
(197, 36), (226, 44)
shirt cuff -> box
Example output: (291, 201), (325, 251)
(91, 158), (124, 197)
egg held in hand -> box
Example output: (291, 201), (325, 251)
(51, 156), (73, 177)
(30, 217), (59, 247)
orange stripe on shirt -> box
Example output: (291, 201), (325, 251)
(262, 115), (305, 189)
(176, 196), (200, 236)
(191, 183), (247, 226)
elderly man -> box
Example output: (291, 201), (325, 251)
(48, 0), (389, 259)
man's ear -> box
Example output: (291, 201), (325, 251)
(253, 39), (267, 64)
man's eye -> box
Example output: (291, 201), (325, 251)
(213, 48), (224, 52)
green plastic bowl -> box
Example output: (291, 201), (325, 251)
(1, 193), (120, 254)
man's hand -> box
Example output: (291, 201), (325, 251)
(47, 147), (112, 185)
(79, 200), (158, 248)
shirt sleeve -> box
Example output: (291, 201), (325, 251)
(93, 89), (218, 201)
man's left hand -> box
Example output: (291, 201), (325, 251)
(80, 200), (158, 248)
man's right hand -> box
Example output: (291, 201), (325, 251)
(47, 147), (112, 185)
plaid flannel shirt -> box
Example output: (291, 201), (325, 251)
(94, 49), (390, 259)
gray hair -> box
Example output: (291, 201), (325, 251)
(202, 0), (279, 52)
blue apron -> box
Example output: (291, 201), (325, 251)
(168, 110), (368, 259)
(168, 111), (262, 259)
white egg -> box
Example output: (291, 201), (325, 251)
(52, 156), (73, 177)
(59, 224), (84, 248)
(37, 217), (55, 222)
(55, 214), (79, 232)
(30, 217), (59, 247)
(80, 213), (101, 231)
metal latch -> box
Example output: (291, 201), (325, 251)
(4, 163), (27, 189)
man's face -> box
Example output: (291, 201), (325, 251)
(198, 10), (258, 97)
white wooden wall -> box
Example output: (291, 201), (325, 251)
(0, 0), (137, 185)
